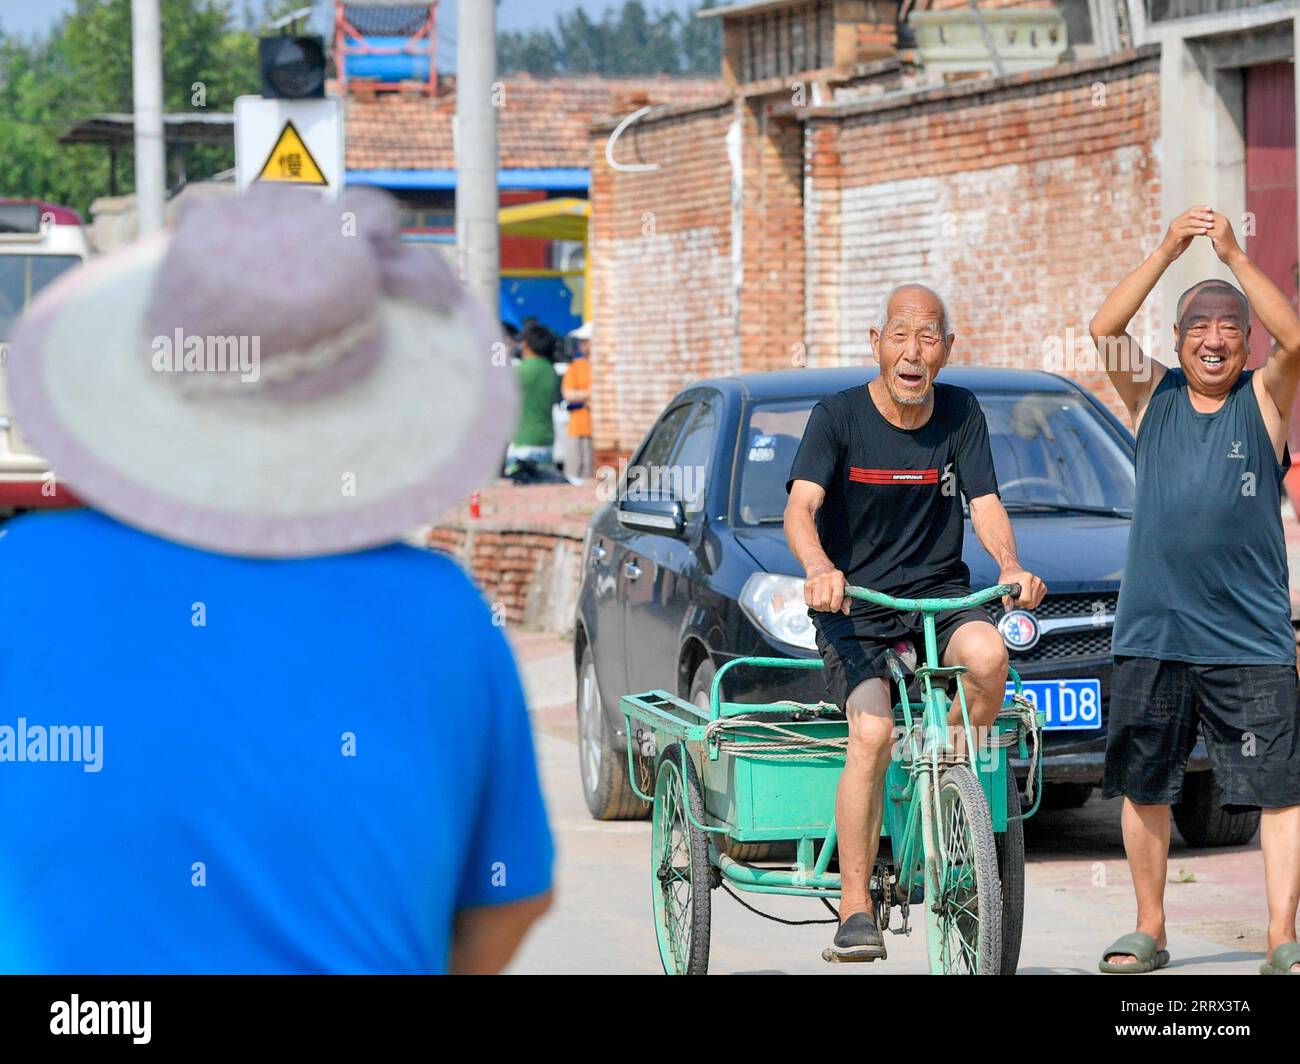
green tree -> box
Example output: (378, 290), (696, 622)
(498, 0), (721, 77)
(0, 0), (297, 216)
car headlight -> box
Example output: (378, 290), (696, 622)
(739, 573), (818, 651)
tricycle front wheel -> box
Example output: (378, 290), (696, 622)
(927, 765), (1002, 975)
(650, 743), (712, 975)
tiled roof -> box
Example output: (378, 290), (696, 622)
(344, 74), (726, 171)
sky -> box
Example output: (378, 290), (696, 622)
(0, 0), (706, 45)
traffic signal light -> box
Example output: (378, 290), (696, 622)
(259, 36), (327, 99)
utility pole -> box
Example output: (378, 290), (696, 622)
(455, 0), (500, 323)
(131, 0), (166, 235)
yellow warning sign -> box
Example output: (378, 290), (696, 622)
(255, 121), (327, 186)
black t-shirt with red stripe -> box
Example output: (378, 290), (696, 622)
(786, 382), (999, 604)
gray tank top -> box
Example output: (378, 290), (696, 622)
(1111, 367), (1295, 665)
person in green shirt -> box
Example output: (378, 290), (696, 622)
(507, 323), (560, 476)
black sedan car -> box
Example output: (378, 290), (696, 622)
(574, 367), (1256, 848)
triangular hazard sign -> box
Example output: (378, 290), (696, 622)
(255, 120), (327, 186)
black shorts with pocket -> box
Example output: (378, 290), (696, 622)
(811, 590), (993, 710)
(1103, 656), (1300, 811)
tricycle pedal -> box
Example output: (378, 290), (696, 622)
(820, 947), (886, 963)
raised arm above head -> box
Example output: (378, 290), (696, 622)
(1203, 212), (1300, 422)
(1090, 210), (1213, 424)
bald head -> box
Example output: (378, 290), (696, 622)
(870, 283), (954, 408)
(1172, 277), (1252, 400)
(879, 284), (951, 336)
(1176, 279), (1249, 327)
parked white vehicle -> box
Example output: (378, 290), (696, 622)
(0, 200), (89, 511)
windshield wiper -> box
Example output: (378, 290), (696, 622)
(1003, 503), (1132, 518)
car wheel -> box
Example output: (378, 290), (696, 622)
(1173, 769), (1260, 848)
(688, 656), (775, 863)
(1038, 782), (1094, 811)
(577, 644), (650, 821)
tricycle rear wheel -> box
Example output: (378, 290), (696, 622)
(650, 743), (712, 975)
(996, 768), (1025, 975)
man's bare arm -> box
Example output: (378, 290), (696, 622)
(1207, 212), (1300, 420)
(449, 891), (552, 974)
(967, 494), (1047, 611)
(1089, 210), (1210, 423)
(784, 479), (849, 614)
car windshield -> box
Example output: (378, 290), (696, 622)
(735, 390), (1135, 525)
(0, 254), (81, 340)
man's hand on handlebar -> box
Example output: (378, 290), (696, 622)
(804, 564), (850, 615)
(998, 566), (1047, 612)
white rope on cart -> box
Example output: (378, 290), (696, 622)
(702, 715), (848, 761)
(1008, 694), (1042, 805)
(701, 695), (1042, 789)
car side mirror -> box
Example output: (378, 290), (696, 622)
(618, 495), (686, 535)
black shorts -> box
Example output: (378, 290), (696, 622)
(811, 593), (992, 710)
(1103, 656), (1300, 811)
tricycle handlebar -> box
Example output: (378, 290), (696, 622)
(843, 583), (1020, 614)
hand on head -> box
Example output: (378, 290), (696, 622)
(1161, 206), (1241, 265)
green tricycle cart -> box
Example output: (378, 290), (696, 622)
(620, 582), (1045, 976)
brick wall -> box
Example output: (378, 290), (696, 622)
(589, 49), (1163, 447)
(426, 484), (597, 634)
(589, 100), (737, 457)
(808, 49), (1163, 414)
(739, 102), (808, 374)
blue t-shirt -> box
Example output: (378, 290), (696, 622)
(0, 510), (553, 973)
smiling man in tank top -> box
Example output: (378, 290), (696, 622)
(1090, 206), (1300, 976)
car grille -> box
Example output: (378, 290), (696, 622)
(1009, 627), (1113, 663)
(989, 592), (1117, 663)
(1026, 592), (1118, 620)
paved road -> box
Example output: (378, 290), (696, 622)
(505, 630), (1271, 976)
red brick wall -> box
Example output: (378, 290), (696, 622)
(589, 50), (1163, 447)
(428, 526), (583, 630)
(589, 100), (737, 456)
(739, 102), (808, 374)
(806, 50), (1163, 415)
(427, 483), (596, 633)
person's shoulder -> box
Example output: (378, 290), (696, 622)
(340, 542), (477, 590)
(325, 543), (500, 625)
(934, 382), (981, 418)
(814, 386), (861, 419)
(1148, 364), (1183, 400)
(0, 508), (134, 558)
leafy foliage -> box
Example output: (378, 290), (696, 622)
(498, 0), (721, 76)
(0, 0), (297, 216)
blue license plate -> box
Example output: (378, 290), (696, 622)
(1004, 678), (1102, 731)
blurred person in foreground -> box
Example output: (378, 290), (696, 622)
(561, 321), (594, 482)
(0, 188), (553, 974)
(506, 321), (559, 478)
(1091, 207), (1300, 975)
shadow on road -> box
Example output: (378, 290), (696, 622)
(1023, 792), (1261, 863)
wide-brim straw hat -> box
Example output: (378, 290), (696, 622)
(4, 186), (515, 557)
